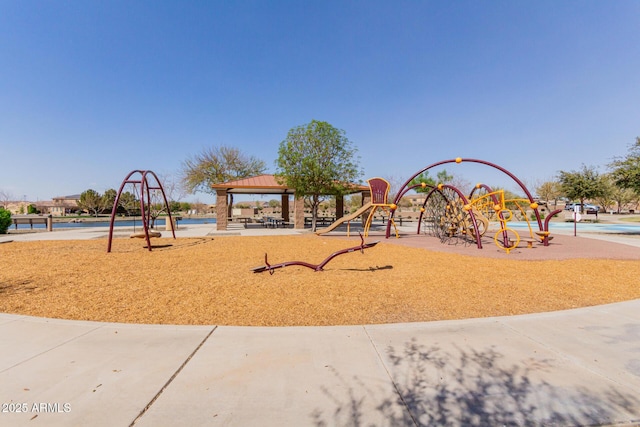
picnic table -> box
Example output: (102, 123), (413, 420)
(263, 217), (286, 228)
(305, 217), (335, 226)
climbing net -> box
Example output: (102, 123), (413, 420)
(423, 186), (477, 246)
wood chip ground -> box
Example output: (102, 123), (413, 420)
(1, 235), (639, 326)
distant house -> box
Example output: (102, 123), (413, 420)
(39, 194), (81, 216)
(4, 201), (31, 214)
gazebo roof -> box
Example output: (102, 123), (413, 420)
(211, 174), (368, 195)
(211, 174), (293, 194)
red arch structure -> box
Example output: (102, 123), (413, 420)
(385, 158), (560, 245)
(107, 170), (176, 252)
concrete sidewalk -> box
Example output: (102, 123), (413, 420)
(1, 302), (639, 426)
(0, 222), (307, 243)
(1, 224), (640, 426)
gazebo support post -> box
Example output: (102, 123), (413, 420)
(335, 196), (344, 221)
(216, 190), (228, 231)
(281, 194), (290, 223)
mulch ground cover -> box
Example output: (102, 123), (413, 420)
(1, 233), (639, 326)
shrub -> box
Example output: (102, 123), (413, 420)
(530, 212), (546, 220)
(0, 208), (11, 234)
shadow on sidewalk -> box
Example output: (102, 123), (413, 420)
(311, 338), (639, 426)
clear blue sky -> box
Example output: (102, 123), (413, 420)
(2, 0), (639, 204)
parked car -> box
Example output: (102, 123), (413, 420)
(564, 203), (600, 213)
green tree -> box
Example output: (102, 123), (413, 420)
(409, 169), (453, 193)
(409, 172), (435, 193)
(77, 189), (102, 217)
(0, 207), (11, 234)
(612, 187), (638, 214)
(593, 174), (619, 214)
(118, 191), (138, 215)
(436, 170), (454, 184)
(557, 165), (606, 212)
(275, 120), (362, 231)
(535, 180), (563, 208)
(268, 199), (281, 208)
(181, 145), (266, 217)
(347, 194), (362, 212)
(101, 189), (117, 214)
(169, 201), (182, 213)
(609, 137), (640, 191)
(27, 204), (39, 214)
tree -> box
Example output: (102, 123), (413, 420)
(557, 165), (606, 212)
(181, 146), (266, 217)
(593, 174), (618, 214)
(408, 169), (454, 194)
(0, 190), (13, 209)
(27, 204), (39, 214)
(347, 194), (362, 212)
(0, 207), (11, 234)
(268, 199), (281, 208)
(101, 189), (117, 214)
(157, 173), (187, 210)
(609, 137), (640, 193)
(611, 187), (638, 214)
(118, 191), (138, 216)
(275, 120), (362, 231)
(535, 180), (563, 208)
(409, 172), (436, 193)
(77, 189), (102, 217)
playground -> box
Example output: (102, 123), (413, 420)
(316, 158), (562, 254)
(3, 160), (640, 326)
(2, 231), (640, 326)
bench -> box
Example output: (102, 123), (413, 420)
(509, 237), (536, 249)
(11, 215), (53, 231)
(564, 213), (599, 222)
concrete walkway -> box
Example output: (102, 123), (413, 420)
(1, 224), (640, 426)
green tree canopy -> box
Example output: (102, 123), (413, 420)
(77, 189), (102, 217)
(535, 180), (563, 208)
(609, 137), (640, 193)
(557, 165), (606, 211)
(118, 191), (138, 215)
(275, 120), (362, 231)
(409, 170), (454, 193)
(0, 207), (11, 234)
(101, 189), (117, 214)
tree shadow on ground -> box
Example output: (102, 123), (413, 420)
(0, 279), (36, 295)
(311, 338), (640, 426)
(340, 265), (394, 272)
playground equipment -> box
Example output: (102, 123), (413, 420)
(363, 177), (399, 238)
(106, 170), (176, 252)
(386, 158), (562, 253)
(316, 177), (399, 238)
(315, 202), (373, 235)
(251, 233), (379, 273)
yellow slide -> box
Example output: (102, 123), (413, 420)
(315, 203), (372, 235)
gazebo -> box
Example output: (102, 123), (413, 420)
(211, 174), (369, 231)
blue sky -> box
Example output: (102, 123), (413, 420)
(2, 0), (639, 204)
